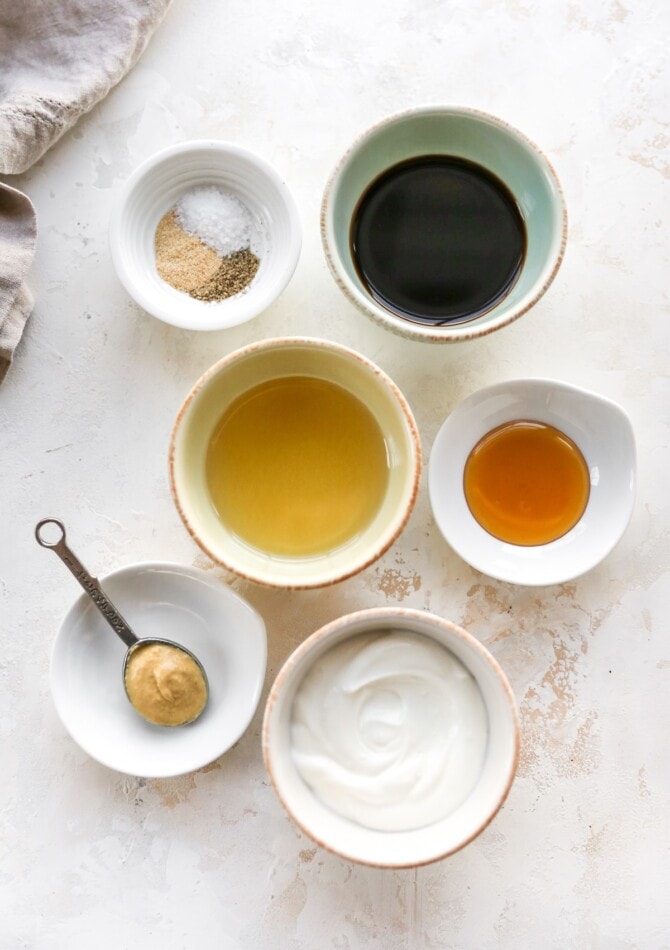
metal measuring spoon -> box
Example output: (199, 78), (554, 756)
(36, 518), (209, 726)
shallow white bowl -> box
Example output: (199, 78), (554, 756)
(110, 140), (301, 330)
(322, 106), (566, 343)
(263, 608), (519, 868)
(170, 337), (421, 589)
(50, 562), (266, 777)
(429, 379), (636, 586)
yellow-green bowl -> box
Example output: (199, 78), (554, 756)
(169, 337), (422, 589)
(321, 106), (567, 342)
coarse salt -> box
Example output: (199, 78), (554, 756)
(175, 186), (255, 257)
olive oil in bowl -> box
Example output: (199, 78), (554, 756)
(205, 376), (390, 558)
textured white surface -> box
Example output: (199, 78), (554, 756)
(1, 0), (668, 946)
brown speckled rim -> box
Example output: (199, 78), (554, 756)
(321, 105), (568, 343)
(168, 337), (422, 589)
(262, 607), (521, 868)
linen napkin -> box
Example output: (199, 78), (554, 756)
(0, 0), (172, 382)
(0, 183), (36, 384)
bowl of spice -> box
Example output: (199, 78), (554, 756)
(321, 106), (567, 342)
(110, 141), (301, 330)
(428, 378), (637, 585)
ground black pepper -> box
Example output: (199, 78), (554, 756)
(189, 248), (260, 302)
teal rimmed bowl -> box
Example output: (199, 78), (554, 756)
(321, 106), (567, 343)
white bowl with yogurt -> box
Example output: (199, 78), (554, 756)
(263, 608), (519, 868)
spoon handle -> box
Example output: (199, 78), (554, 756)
(35, 518), (138, 648)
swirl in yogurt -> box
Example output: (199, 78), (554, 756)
(290, 631), (488, 831)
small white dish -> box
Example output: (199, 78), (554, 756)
(110, 140), (301, 330)
(50, 562), (267, 777)
(429, 379), (636, 586)
(263, 607), (519, 868)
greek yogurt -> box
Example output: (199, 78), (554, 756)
(290, 631), (488, 831)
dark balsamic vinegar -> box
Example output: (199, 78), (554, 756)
(350, 156), (526, 326)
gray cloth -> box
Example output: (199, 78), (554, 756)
(0, 183), (36, 384)
(0, 0), (172, 382)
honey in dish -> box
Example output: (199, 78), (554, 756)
(205, 376), (390, 557)
(463, 420), (590, 546)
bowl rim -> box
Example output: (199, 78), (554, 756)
(168, 336), (423, 589)
(109, 138), (302, 331)
(428, 376), (637, 585)
(262, 606), (520, 868)
(49, 560), (268, 778)
(320, 104), (568, 343)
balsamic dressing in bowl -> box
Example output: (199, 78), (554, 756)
(350, 156), (526, 327)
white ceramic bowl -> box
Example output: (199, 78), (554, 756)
(110, 140), (301, 330)
(169, 337), (422, 589)
(322, 106), (566, 343)
(50, 562), (267, 777)
(429, 379), (637, 586)
(263, 608), (519, 868)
